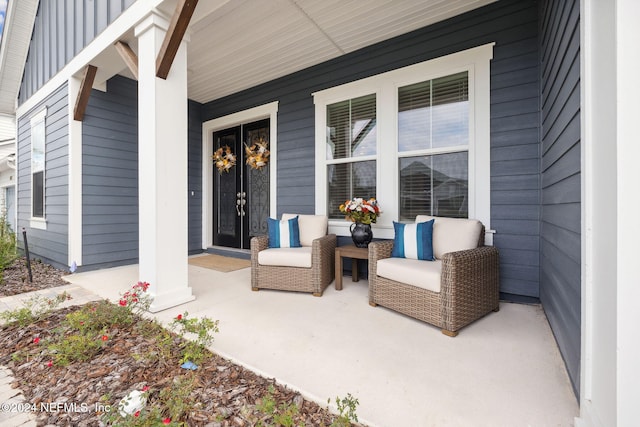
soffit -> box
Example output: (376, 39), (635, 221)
(175, 0), (497, 103)
(0, 0), (39, 115)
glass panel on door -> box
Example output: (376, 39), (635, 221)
(212, 119), (270, 249)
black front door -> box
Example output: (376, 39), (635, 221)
(213, 119), (270, 249)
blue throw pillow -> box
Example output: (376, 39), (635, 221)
(268, 216), (301, 248)
(392, 219), (435, 261)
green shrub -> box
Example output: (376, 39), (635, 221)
(0, 214), (17, 280)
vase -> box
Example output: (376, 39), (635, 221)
(350, 222), (373, 248)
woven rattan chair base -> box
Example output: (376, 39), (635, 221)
(251, 234), (336, 296)
(368, 229), (499, 336)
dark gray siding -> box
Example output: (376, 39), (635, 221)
(188, 100), (203, 253)
(19, 0), (136, 104)
(82, 75), (138, 268)
(203, 0), (541, 297)
(16, 84), (69, 269)
(539, 0), (581, 397)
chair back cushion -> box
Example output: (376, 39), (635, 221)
(415, 215), (483, 259)
(391, 220), (435, 261)
(267, 216), (301, 248)
(282, 214), (328, 247)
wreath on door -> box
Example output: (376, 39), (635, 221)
(244, 138), (270, 170)
(212, 145), (237, 173)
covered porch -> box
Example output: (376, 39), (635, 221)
(63, 259), (578, 426)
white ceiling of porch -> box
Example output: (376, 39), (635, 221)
(155, 0), (496, 104)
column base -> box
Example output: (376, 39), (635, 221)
(149, 287), (195, 313)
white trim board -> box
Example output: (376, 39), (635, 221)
(201, 101), (279, 249)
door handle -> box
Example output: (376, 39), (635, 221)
(236, 199), (241, 216)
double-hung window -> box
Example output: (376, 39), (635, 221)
(315, 44), (493, 241)
(30, 109), (47, 227)
(398, 72), (469, 221)
(326, 94), (377, 218)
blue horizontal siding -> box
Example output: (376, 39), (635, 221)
(539, 0), (581, 398)
(82, 75), (139, 268)
(201, 0), (542, 297)
(16, 83), (70, 270)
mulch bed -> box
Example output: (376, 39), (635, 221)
(0, 306), (340, 426)
(0, 259), (353, 426)
(0, 257), (70, 297)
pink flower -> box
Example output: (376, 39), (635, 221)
(33, 337), (40, 344)
(163, 418), (171, 425)
(119, 299), (127, 307)
(46, 360), (53, 367)
(176, 314), (183, 321)
(101, 335), (108, 341)
(134, 410), (140, 417)
(142, 386), (149, 392)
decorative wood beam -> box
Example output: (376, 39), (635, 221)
(114, 41), (139, 80)
(73, 65), (97, 122)
(156, 0), (199, 79)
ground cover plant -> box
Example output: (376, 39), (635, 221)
(0, 282), (361, 426)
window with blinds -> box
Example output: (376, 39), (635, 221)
(398, 71), (469, 220)
(326, 94), (377, 219)
(314, 44), (493, 238)
(31, 115), (46, 218)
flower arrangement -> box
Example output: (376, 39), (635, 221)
(339, 197), (381, 225)
(212, 145), (236, 173)
(245, 138), (270, 170)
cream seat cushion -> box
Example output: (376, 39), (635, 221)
(258, 247), (312, 268)
(376, 258), (442, 293)
(415, 215), (482, 259)
(282, 213), (328, 247)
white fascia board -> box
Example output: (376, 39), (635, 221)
(16, 0), (165, 118)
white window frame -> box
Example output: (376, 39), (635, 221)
(30, 108), (47, 230)
(314, 43), (494, 243)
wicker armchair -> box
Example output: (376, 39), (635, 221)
(251, 214), (336, 296)
(368, 216), (499, 336)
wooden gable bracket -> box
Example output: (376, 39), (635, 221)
(115, 41), (139, 80)
(73, 65), (98, 122)
(156, 0), (199, 80)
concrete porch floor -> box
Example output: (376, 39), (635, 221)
(62, 258), (579, 427)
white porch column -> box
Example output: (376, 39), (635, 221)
(135, 12), (194, 312)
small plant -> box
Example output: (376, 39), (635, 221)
(48, 331), (108, 366)
(170, 311), (219, 365)
(118, 281), (153, 315)
(255, 385), (302, 427)
(133, 319), (176, 364)
(0, 214), (17, 279)
(329, 393), (359, 427)
(159, 375), (197, 422)
(65, 299), (136, 332)
(0, 292), (70, 326)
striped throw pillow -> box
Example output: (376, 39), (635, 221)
(268, 216), (301, 248)
(391, 220), (435, 261)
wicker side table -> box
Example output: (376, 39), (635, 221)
(335, 244), (369, 290)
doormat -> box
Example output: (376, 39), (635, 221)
(188, 254), (251, 272)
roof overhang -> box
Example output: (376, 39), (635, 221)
(0, 0), (39, 115)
